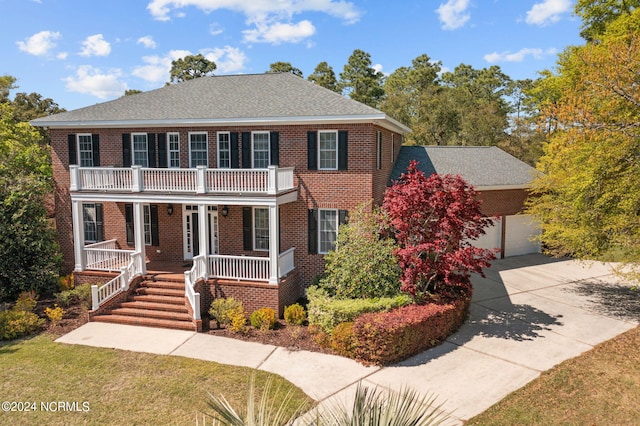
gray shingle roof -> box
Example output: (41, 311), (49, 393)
(390, 146), (540, 188)
(32, 73), (409, 132)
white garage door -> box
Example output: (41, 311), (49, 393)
(474, 218), (502, 253)
(504, 215), (540, 257)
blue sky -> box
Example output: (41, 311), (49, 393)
(1, 0), (583, 111)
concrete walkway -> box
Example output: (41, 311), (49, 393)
(56, 254), (639, 424)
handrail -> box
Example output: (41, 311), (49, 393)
(91, 251), (143, 310)
(184, 254), (205, 320)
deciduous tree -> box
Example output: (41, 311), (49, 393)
(382, 161), (495, 300)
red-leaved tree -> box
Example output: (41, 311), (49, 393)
(382, 160), (496, 299)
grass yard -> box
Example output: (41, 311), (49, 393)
(0, 334), (312, 425)
(467, 324), (640, 425)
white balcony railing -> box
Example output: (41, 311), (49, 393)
(70, 165), (295, 195)
(85, 239), (134, 272)
(209, 254), (270, 282)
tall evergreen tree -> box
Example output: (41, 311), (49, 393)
(339, 49), (385, 108)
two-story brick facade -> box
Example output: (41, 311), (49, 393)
(33, 73), (409, 329)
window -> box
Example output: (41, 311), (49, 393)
(217, 132), (231, 168)
(391, 134), (395, 163)
(254, 207), (269, 251)
(319, 209), (339, 254)
(189, 132), (208, 167)
(376, 131), (383, 170)
(318, 131), (338, 170)
(132, 133), (149, 167)
(83, 203), (103, 243)
(143, 205), (152, 246)
(168, 133), (180, 168)
(78, 134), (94, 167)
(125, 204), (158, 247)
(252, 132), (270, 169)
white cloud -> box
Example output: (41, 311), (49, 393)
(526, 0), (572, 26)
(137, 35), (157, 49)
(56, 52), (69, 60)
(209, 22), (224, 36)
(131, 49), (192, 83)
(16, 30), (61, 56)
(146, 0), (360, 44)
(484, 47), (558, 63)
(79, 34), (111, 57)
(64, 65), (127, 98)
(436, 0), (471, 30)
(243, 19), (315, 44)
(201, 46), (248, 73)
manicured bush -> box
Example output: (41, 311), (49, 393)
(306, 286), (412, 333)
(227, 305), (247, 333)
(0, 310), (44, 340)
(352, 296), (471, 365)
(58, 274), (75, 291)
(209, 297), (243, 328)
(44, 304), (65, 325)
(13, 291), (38, 312)
(250, 307), (278, 331)
(284, 303), (306, 325)
(330, 322), (356, 358)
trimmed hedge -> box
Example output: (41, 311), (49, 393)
(306, 287), (412, 333)
(351, 296), (471, 365)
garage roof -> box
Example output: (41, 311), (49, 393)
(390, 146), (540, 189)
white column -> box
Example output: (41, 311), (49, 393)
(131, 165), (143, 192)
(268, 204), (279, 284)
(69, 165), (80, 191)
(267, 165), (277, 195)
(72, 200), (86, 271)
(132, 202), (147, 275)
(198, 204), (209, 258)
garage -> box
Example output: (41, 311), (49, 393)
(472, 215), (540, 258)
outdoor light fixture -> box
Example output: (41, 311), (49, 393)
(167, 204), (174, 216)
(221, 205), (229, 217)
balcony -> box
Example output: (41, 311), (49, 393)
(70, 165), (295, 195)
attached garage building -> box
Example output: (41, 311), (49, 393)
(390, 146), (541, 258)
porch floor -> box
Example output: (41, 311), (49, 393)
(145, 260), (191, 281)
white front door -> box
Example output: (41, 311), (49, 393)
(183, 205), (218, 260)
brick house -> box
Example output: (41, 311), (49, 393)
(33, 73), (540, 331)
(32, 73), (411, 330)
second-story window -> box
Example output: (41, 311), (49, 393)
(189, 132), (208, 168)
(217, 132), (231, 168)
(132, 133), (149, 167)
(78, 134), (94, 167)
(319, 130), (338, 170)
(252, 132), (270, 169)
(168, 133), (180, 168)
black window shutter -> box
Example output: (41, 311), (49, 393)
(339, 209), (348, 226)
(122, 134), (131, 167)
(230, 132), (240, 168)
(338, 131), (348, 170)
(157, 133), (167, 168)
(241, 132), (251, 168)
(125, 204), (134, 246)
(270, 131), (279, 166)
(96, 203), (104, 242)
(148, 133), (156, 168)
(150, 205), (159, 246)
(68, 134), (77, 165)
(308, 209), (318, 254)
(242, 207), (253, 251)
(307, 131), (317, 170)
(91, 134), (100, 166)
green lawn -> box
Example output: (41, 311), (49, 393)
(467, 324), (640, 425)
(0, 333), (312, 425)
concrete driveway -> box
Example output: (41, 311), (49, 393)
(57, 254), (639, 424)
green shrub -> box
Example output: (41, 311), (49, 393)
(227, 305), (247, 333)
(58, 274), (75, 291)
(13, 291), (38, 312)
(44, 304), (65, 325)
(284, 303), (306, 325)
(209, 297), (243, 328)
(0, 310), (44, 340)
(319, 203), (401, 299)
(54, 284), (92, 309)
(306, 286), (412, 333)
(250, 307), (278, 331)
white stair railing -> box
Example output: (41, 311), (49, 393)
(91, 251), (143, 310)
(184, 254), (206, 320)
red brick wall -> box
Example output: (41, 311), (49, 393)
(49, 124), (404, 288)
(478, 189), (529, 217)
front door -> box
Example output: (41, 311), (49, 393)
(183, 205), (218, 260)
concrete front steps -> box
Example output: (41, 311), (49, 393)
(93, 276), (197, 331)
